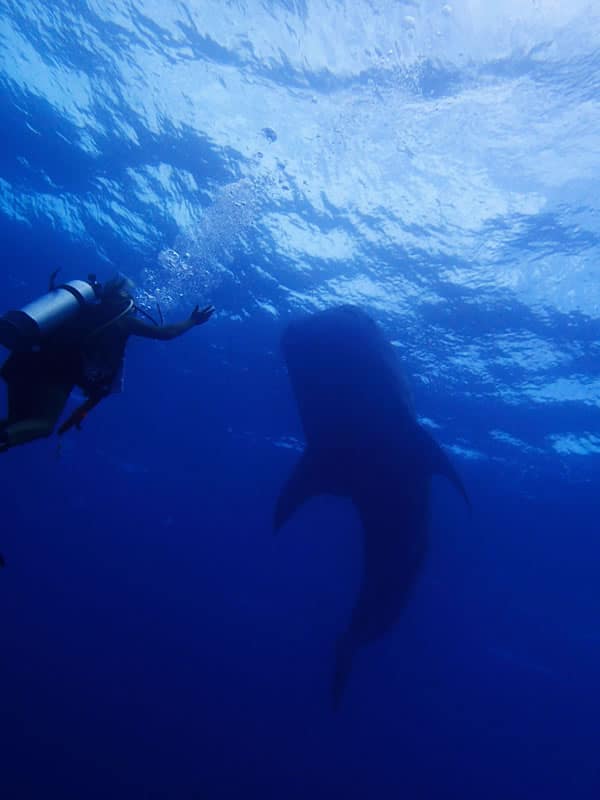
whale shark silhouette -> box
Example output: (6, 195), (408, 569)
(274, 305), (469, 708)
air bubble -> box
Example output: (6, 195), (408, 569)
(140, 179), (264, 312)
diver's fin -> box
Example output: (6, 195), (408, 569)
(419, 426), (470, 509)
(332, 633), (355, 711)
(274, 448), (324, 532)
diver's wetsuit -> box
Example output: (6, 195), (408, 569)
(0, 301), (201, 449)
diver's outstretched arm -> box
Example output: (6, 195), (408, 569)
(126, 305), (215, 341)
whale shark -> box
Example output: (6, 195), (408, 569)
(274, 305), (469, 708)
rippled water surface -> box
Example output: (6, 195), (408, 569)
(2, 0), (599, 470)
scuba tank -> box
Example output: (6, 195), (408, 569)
(0, 275), (102, 351)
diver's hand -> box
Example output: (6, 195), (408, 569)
(190, 304), (215, 325)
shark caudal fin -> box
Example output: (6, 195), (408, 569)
(274, 449), (328, 532)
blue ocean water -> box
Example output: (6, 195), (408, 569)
(1, 1), (600, 797)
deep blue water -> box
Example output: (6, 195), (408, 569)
(1, 2), (600, 798)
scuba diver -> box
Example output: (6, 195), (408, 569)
(0, 272), (215, 454)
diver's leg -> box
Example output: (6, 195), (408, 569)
(2, 380), (73, 447)
(0, 420), (8, 452)
(0, 385), (7, 445)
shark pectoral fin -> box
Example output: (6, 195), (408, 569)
(420, 427), (471, 510)
(332, 633), (355, 711)
(274, 449), (323, 532)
